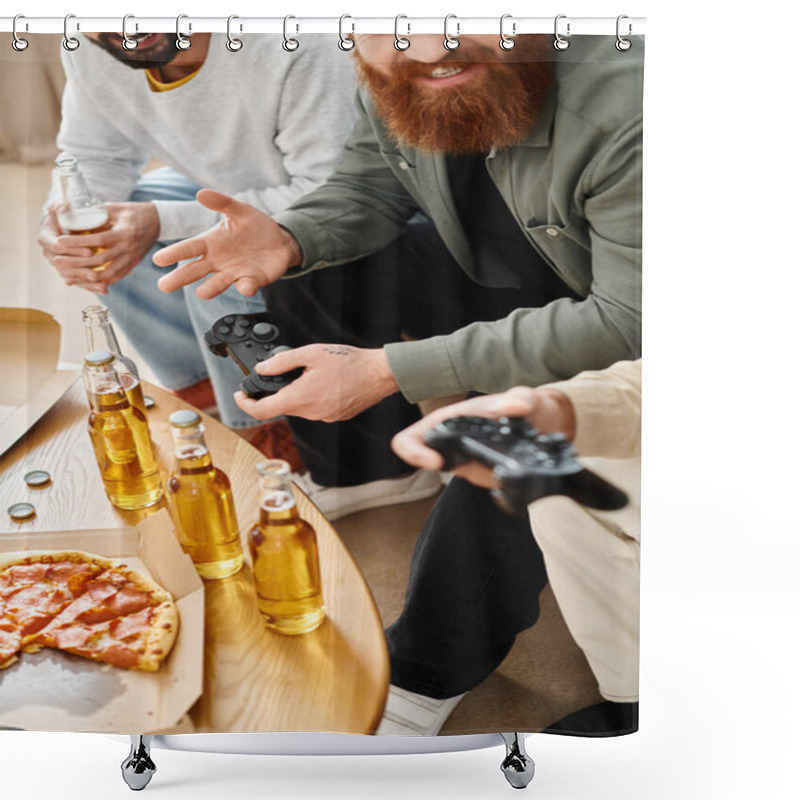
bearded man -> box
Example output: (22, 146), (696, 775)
(156, 33), (643, 734)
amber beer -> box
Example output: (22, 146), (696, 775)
(248, 460), (325, 635)
(53, 153), (112, 271)
(83, 351), (162, 511)
(166, 410), (244, 580)
(59, 207), (112, 271)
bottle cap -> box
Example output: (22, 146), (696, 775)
(84, 350), (113, 366)
(144, 396), (156, 409)
(169, 409), (201, 428)
(8, 502), (36, 521)
(24, 470), (52, 488)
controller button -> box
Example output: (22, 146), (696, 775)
(239, 319), (251, 327)
(253, 322), (277, 340)
(223, 316), (235, 324)
(218, 325), (231, 335)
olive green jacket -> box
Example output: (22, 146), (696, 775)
(274, 36), (643, 403)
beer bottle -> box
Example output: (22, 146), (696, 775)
(84, 351), (162, 510)
(82, 304), (146, 416)
(248, 460), (325, 635)
(166, 410), (244, 580)
(53, 153), (112, 271)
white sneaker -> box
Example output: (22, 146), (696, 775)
(293, 469), (441, 521)
(376, 685), (467, 736)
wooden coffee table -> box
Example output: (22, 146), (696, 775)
(0, 380), (389, 734)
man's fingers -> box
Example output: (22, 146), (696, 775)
(390, 430), (445, 471)
(58, 230), (117, 250)
(195, 271), (236, 300)
(153, 236), (208, 267)
(73, 282), (109, 295)
(236, 277), (261, 297)
(452, 463), (499, 490)
(234, 389), (291, 421)
(157, 257), (211, 293)
(255, 347), (311, 375)
(196, 189), (253, 217)
(48, 246), (95, 261)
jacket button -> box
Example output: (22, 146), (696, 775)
(545, 226), (560, 238)
(398, 161), (410, 171)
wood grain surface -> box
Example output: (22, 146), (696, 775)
(0, 381), (389, 734)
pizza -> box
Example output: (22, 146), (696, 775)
(0, 551), (179, 672)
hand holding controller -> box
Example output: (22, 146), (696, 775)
(204, 312), (303, 400)
(423, 416), (629, 516)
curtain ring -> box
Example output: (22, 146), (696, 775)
(499, 14), (515, 50)
(283, 15), (299, 51)
(616, 15), (632, 51)
(121, 14), (138, 50)
(63, 13), (80, 51)
(176, 14), (192, 51)
(338, 14), (355, 51)
(554, 14), (570, 50)
(394, 15), (410, 51)
(226, 15), (243, 52)
(12, 15), (29, 52)
(443, 14), (460, 51)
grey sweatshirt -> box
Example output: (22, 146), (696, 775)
(48, 33), (357, 241)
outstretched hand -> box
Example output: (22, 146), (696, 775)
(154, 189), (302, 299)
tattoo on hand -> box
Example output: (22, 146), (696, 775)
(323, 346), (354, 356)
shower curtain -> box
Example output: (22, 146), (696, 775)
(0, 23), (643, 740)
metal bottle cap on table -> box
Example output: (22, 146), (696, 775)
(8, 502), (36, 521)
(24, 470), (52, 488)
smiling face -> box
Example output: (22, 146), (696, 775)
(85, 32), (180, 70)
(354, 34), (553, 154)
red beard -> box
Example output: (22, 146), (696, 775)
(356, 37), (554, 154)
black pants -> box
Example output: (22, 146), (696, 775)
(386, 477), (548, 699)
(266, 222), (548, 486)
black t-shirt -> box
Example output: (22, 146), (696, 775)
(446, 154), (580, 306)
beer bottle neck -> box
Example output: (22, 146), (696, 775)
(170, 423), (213, 472)
(83, 362), (128, 412)
(82, 307), (140, 379)
(256, 467), (300, 525)
(56, 163), (96, 210)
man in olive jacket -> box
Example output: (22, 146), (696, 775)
(155, 32), (643, 733)
(155, 33), (642, 419)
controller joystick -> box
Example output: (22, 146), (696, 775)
(423, 416), (628, 516)
(204, 312), (303, 400)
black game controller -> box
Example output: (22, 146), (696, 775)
(423, 416), (629, 516)
(204, 312), (303, 400)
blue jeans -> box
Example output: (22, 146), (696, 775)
(102, 168), (264, 428)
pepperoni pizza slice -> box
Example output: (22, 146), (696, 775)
(0, 552), (178, 672)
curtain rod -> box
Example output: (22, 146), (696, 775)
(1, 16), (646, 37)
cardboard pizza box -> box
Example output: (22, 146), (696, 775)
(0, 307), (81, 455)
(0, 510), (204, 734)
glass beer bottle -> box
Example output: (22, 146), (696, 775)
(82, 304), (146, 416)
(53, 154), (112, 271)
(84, 351), (162, 510)
(166, 410), (244, 580)
(248, 460), (325, 635)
